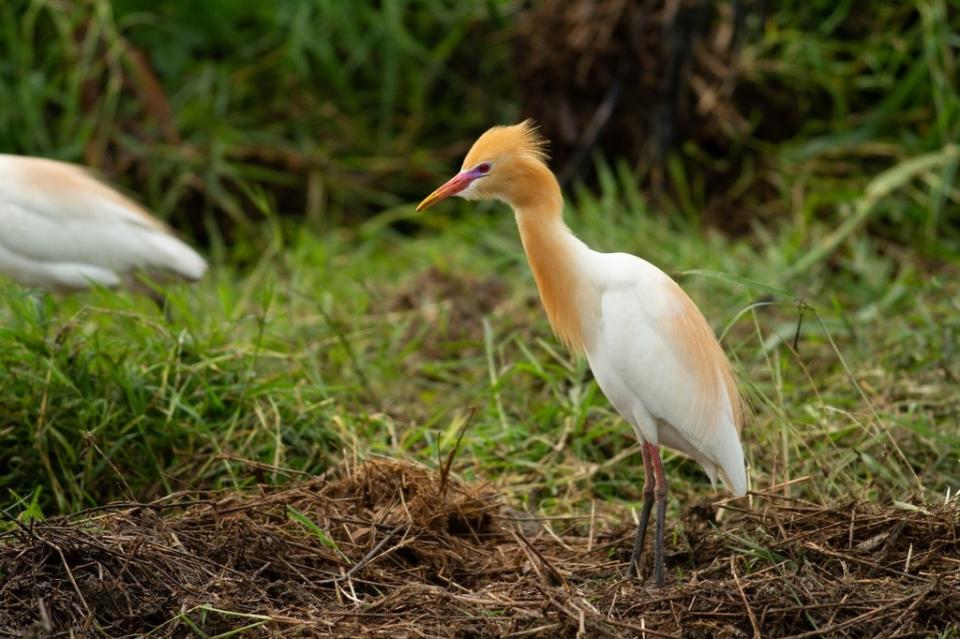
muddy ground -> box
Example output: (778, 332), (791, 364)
(1, 458), (957, 638)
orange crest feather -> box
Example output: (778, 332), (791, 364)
(463, 119), (549, 168)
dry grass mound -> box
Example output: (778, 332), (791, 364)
(1, 458), (957, 637)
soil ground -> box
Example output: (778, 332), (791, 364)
(1, 458), (957, 638)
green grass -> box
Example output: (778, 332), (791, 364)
(2, 160), (957, 517)
(0, 0), (958, 522)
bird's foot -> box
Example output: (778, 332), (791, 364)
(627, 553), (642, 580)
(626, 560), (666, 588)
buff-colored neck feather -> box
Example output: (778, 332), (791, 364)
(510, 162), (590, 354)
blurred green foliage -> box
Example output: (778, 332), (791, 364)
(0, 0), (516, 237)
(747, 1), (960, 256)
(0, 0), (957, 257)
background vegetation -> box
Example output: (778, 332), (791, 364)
(0, 0), (957, 522)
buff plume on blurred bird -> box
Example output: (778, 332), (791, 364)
(418, 120), (747, 586)
(0, 154), (206, 292)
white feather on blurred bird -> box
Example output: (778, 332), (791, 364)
(0, 154), (206, 293)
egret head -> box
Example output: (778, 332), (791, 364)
(417, 120), (551, 211)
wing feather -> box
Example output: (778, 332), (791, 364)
(593, 256), (746, 495)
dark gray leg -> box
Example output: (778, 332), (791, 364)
(628, 444), (656, 578)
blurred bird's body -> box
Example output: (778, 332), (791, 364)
(418, 121), (746, 586)
(0, 155), (206, 292)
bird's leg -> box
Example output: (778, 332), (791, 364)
(650, 443), (669, 587)
(628, 443), (656, 578)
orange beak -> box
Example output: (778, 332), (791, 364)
(416, 172), (474, 212)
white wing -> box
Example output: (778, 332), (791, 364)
(0, 155), (206, 291)
(586, 253), (746, 495)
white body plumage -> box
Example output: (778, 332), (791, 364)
(517, 216), (747, 497)
(0, 154), (206, 291)
(575, 245), (746, 496)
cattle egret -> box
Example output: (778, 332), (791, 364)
(417, 121), (746, 586)
(0, 155), (207, 292)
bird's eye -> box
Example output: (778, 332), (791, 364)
(475, 163), (491, 174)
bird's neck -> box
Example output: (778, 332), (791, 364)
(511, 164), (594, 354)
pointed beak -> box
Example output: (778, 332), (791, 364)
(416, 171), (474, 212)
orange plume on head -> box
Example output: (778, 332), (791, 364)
(462, 119), (549, 169)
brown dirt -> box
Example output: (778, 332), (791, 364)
(384, 266), (513, 363)
(388, 266), (510, 331)
(1, 458), (957, 638)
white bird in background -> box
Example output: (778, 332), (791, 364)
(417, 121), (747, 587)
(0, 154), (206, 292)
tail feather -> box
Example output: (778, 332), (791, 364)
(141, 230), (208, 281)
(714, 437), (747, 497)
